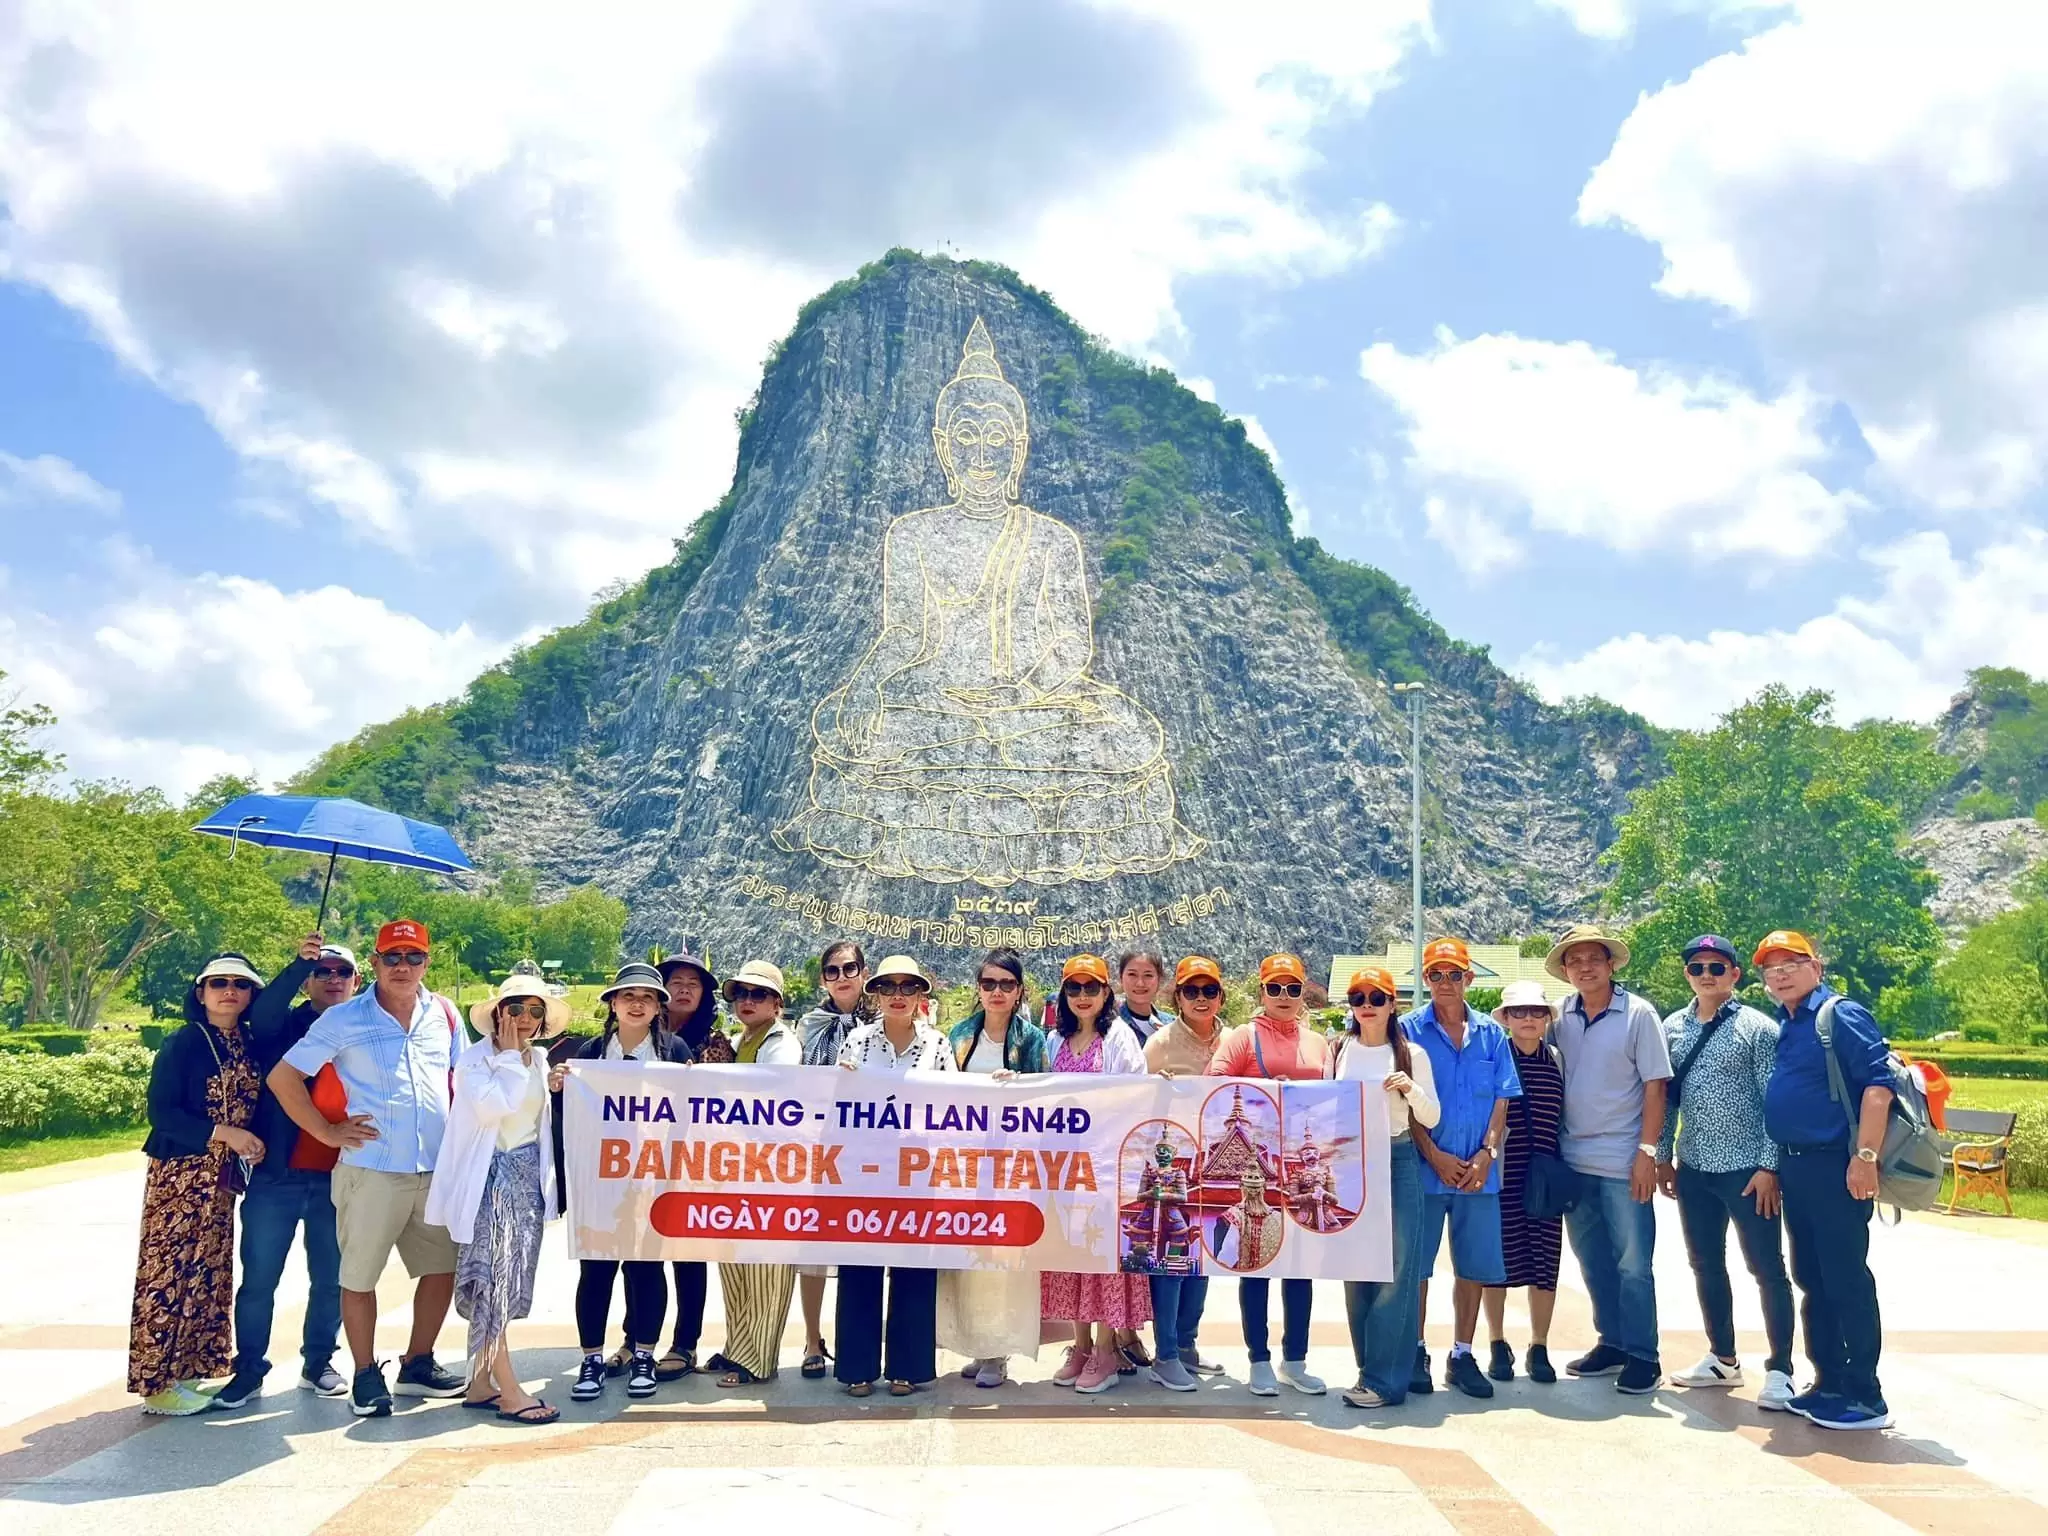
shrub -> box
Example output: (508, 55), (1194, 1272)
(1466, 987), (1504, 1017)
(2010, 1103), (2048, 1192)
(1957, 787), (2019, 822)
(0, 1036), (45, 1056)
(2031, 1028), (2048, 1047)
(0, 1046), (152, 1137)
(139, 1024), (169, 1049)
(1899, 1050), (2048, 1080)
(1962, 1024), (2000, 1043)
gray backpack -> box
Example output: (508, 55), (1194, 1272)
(1816, 997), (1943, 1218)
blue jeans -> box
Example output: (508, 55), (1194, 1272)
(1148, 1274), (1210, 1363)
(231, 1169), (342, 1380)
(1565, 1173), (1660, 1363)
(1345, 1138), (1422, 1402)
(1238, 1276), (1312, 1364)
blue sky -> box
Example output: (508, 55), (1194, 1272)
(2, 0), (2045, 793)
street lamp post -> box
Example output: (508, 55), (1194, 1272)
(1390, 682), (1426, 1007)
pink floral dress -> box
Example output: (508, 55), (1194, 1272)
(1039, 1031), (1153, 1328)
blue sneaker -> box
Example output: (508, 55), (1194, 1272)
(1786, 1388), (1835, 1421)
(1809, 1397), (1892, 1431)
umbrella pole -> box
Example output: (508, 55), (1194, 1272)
(315, 848), (339, 934)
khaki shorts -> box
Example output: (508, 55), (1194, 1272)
(332, 1164), (459, 1291)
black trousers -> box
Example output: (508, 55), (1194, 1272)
(834, 1265), (937, 1386)
(1675, 1164), (1796, 1376)
(1780, 1146), (1883, 1402)
(670, 1261), (708, 1355)
(575, 1260), (667, 1351)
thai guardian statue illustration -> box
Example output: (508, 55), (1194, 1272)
(1123, 1129), (1193, 1270)
(773, 317), (1205, 889)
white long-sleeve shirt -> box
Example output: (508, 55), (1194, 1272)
(1329, 1036), (1441, 1138)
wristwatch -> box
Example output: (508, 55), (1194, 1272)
(1636, 1142), (1657, 1159)
(1855, 1147), (1880, 1164)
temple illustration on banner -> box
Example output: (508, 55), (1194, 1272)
(773, 318), (1207, 889)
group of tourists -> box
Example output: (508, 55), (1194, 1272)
(127, 916), (1898, 1435)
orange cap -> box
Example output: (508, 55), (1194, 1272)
(1062, 953), (1111, 986)
(1346, 967), (1398, 998)
(1174, 955), (1223, 988)
(1420, 937), (1472, 973)
(1258, 953), (1306, 986)
(1752, 930), (1818, 965)
(376, 919), (430, 953)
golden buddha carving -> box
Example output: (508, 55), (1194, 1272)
(774, 317), (1206, 888)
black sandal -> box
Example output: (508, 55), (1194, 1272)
(654, 1350), (695, 1381)
(801, 1345), (831, 1380)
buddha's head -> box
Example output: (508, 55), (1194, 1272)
(935, 317), (1029, 510)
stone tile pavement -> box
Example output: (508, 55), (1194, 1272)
(2, 1151), (2044, 1535)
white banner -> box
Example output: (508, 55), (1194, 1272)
(561, 1063), (1390, 1281)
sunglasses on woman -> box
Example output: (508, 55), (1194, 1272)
(203, 977), (255, 992)
(978, 975), (1020, 992)
(870, 979), (928, 997)
(1347, 989), (1392, 1008)
(498, 1000), (548, 1020)
(1178, 981), (1222, 1000)
(1686, 960), (1731, 977)
(1063, 979), (1106, 997)
(821, 961), (865, 981)
(1263, 981), (1303, 998)
(729, 984), (780, 1004)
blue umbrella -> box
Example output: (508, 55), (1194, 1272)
(193, 793), (476, 930)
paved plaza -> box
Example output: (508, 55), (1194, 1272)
(2, 1150), (2044, 1535)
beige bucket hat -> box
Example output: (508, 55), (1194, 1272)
(1543, 923), (1631, 982)
(469, 972), (571, 1037)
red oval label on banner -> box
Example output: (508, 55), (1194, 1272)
(649, 1192), (1045, 1246)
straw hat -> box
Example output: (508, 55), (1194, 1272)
(469, 972), (570, 1037)
(723, 960), (787, 1000)
(1543, 923), (1631, 981)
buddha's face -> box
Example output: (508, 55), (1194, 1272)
(936, 401), (1026, 506)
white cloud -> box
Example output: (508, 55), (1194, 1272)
(1537, 0), (1785, 41)
(0, 546), (507, 795)
(1421, 495), (1524, 578)
(1515, 528), (2048, 726)
(1360, 329), (1862, 565)
(0, 0), (1425, 608)
(0, 450), (120, 513)
(1579, 1), (2048, 509)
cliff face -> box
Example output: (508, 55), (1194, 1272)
(394, 252), (1659, 973)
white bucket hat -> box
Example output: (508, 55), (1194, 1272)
(1493, 979), (1558, 1022)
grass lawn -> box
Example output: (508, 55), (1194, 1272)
(0, 1127), (143, 1175)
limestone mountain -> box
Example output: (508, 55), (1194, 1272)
(300, 250), (1662, 975)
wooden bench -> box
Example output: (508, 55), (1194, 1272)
(1939, 1108), (2018, 1215)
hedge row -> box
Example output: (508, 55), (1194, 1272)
(0, 1026), (167, 1055)
(0, 1046), (152, 1138)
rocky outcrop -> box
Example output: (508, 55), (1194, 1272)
(1912, 814), (2048, 933)
(438, 253), (1657, 975)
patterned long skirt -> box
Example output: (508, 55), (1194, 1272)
(1041, 1269), (1152, 1329)
(717, 1263), (796, 1379)
(454, 1143), (546, 1365)
(127, 1152), (238, 1395)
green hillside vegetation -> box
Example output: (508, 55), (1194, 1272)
(293, 249), (1655, 823)
(1957, 665), (2048, 822)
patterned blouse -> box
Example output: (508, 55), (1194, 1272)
(1656, 1000), (1780, 1174)
(838, 1019), (956, 1073)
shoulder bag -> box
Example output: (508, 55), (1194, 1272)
(1515, 1041), (1578, 1220)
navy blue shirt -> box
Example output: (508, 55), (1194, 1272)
(1764, 984), (1889, 1149)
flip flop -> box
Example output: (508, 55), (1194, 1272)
(496, 1399), (560, 1426)
(461, 1396), (501, 1411)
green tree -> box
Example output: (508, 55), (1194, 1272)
(1603, 687), (1948, 1007)
(533, 884), (629, 977)
(0, 670), (63, 793)
(1937, 898), (2048, 1045)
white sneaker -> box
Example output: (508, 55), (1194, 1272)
(300, 1366), (348, 1398)
(1276, 1359), (1326, 1395)
(1672, 1353), (1743, 1388)
(1756, 1369), (1797, 1411)
(1247, 1360), (1280, 1396)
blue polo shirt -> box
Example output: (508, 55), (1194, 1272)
(1403, 1002), (1521, 1195)
(1764, 984), (1889, 1150)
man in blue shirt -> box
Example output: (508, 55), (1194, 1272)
(1548, 923), (1672, 1396)
(271, 918), (468, 1418)
(1404, 937), (1521, 1400)
(1756, 929), (1895, 1432)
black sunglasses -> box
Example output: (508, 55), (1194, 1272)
(498, 999), (549, 1020)
(1347, 989), (1393, 1009)
(821, 961), (865, 981)
(378, 950), (429, 967)
(309, 964), (355, 980)
(729, 984), (780, 1004)
(870, 979), (929, 997)
(1179, 981), (1222, 1000)
(1263, 981), (1303, 998)
(203, 976), (255, 992)
(1063, 979), (1106, 997)
(978, 975), (1021, 992)
(1686, 960), (1733, 977)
